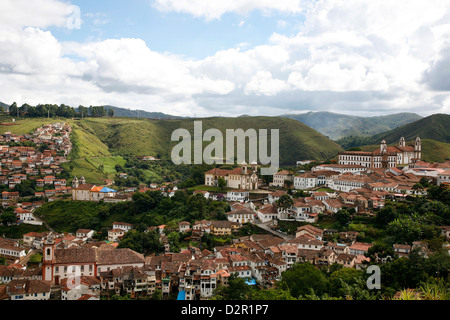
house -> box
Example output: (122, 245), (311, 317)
(226, 206), (255, 224)
(256, 204), (280, 223)
(76, 229), (95, 240)
(108, 229), (127, 242)
(349, 242), (373, 256)
(271, 170), (293, 188)
(393, 244), (412, 257)
(178, 221), (191, 233)
(205, 162), (259, 190)
(323, 198), (344, 213)
(287, 235), (324, 251)
(0, 238), (27, 260)
(6, 279), (51, 300)
(336, 253), (357, 268)
(112, 222), (133, 232)
(267, 190), (287, 204)
(226, 190), (249, 202)
(290, 199), (318, 222)
(210, 221), (238, 236)
(293, 173), (318, 190)
(295, 225), (324, 241)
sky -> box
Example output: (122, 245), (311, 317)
(1, 0), (450, 118)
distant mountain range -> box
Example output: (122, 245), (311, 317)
(363, 113), (450, 145)
(102, 105), (186, 120)
(280, 111), (423, 141)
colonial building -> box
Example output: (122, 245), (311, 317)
(204, 161), (258, 190)
(72, 177), (117, 201)
(338, 136), (422, 169)
(42, 234), (145, 285)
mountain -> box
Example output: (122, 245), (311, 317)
(0, 115), (344, 183)
(365, 113), (450, 145)
(281, 111), (423, 141)
(78, 116), (344, 165)
(102, 105), (185, 120)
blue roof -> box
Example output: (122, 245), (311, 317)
(177, 290), (186, 300)
(101, 187), (116, 193)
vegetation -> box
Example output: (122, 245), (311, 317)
(282, 111), (422, 141)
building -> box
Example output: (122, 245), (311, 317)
(338, 137), (422, 169)
(72, 178), (117, 202)
(205, 162), (259, 190)
(226, 206), (255, 224)
(271, 170), (293, 188)
(6, 279), (51, 300)
(437, 170), (450, 186)
(42, 234), (145, 285)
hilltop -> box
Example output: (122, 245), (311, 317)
(365, 113), (450, 145)
(102, 105), (185, 120)
(281, 111), (423, 140)
(78, 116), (344, 164)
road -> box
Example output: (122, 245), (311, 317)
(255, 221), (295, 241)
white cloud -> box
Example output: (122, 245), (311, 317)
(1, 0), (450, 118)
(152, 0), (305, 21)
(244, 71), (288, 96)
(0, 0), (73, 29)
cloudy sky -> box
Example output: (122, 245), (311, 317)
(1, 0), (450, 117)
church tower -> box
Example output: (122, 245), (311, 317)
(42, 233), (56, 282)
(380, 140), (387, 154)
(241, 161), (248, 174)
(72, 176), (79, 189)
(399, 136), (406, 147)
(80, 176), (86, 185)
(414, 137), (421, 160)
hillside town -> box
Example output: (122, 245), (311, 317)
(0, 129), (449, 301)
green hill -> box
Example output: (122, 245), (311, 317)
(79, 116), (344, 165)
(366, 113), (450, 145)
(281, 111), (423, 140)
(0, 115), (344, 183)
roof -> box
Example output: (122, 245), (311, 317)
(53, 247), (145, 265)
(287, 234), (323, 246)
(7, 280), (51, 295)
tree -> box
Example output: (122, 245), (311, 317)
(279, 262), (328, 298)
(276, 194), (294, 210)
(218, 177), (227, 190)
(212, 274), (252, 300)
(335, 209), (352, 228)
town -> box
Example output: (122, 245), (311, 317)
(0, 124), (449, 301)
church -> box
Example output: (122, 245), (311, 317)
(42, 233), (145, 285)
(204, 161), (259, 190)
(338, 136), (421, 169)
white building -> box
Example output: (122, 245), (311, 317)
(338, 137), (422, 169)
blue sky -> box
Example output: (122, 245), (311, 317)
(0, 0), (449, 117)
(52, 0), (302, 59)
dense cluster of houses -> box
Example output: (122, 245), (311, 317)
(0, 123), (72, 224)
(2, 218), (447, 300)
